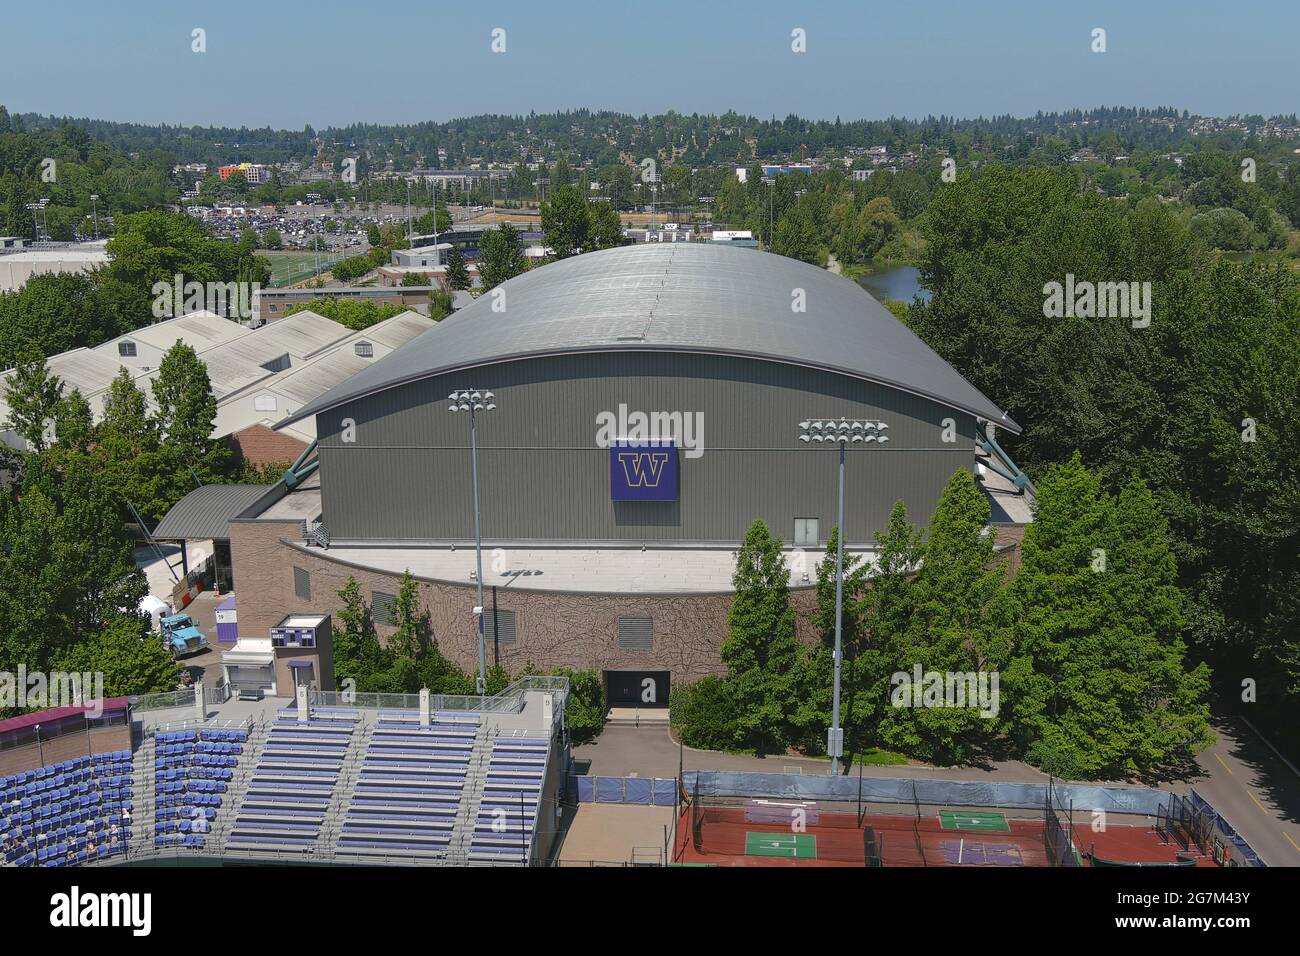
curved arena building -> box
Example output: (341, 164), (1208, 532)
(156, 243), (1032, 703)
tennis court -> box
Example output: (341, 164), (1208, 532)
(674, 799), (1053, 867)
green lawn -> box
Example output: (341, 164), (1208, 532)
(258, 251), (347, 287)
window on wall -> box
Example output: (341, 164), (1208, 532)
(794, 517), (820, 547)
(617, 616), (653, 651)
(484, 609), (517, 646)
(372, 591), (397, 627)
(293, 566), (311, 601)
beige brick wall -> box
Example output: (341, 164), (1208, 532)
(228, 524), (821, 686)
(0, 726), (132, 778)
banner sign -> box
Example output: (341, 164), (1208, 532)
(610, 441), (678, 501)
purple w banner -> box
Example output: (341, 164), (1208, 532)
(610, 441), (679, 501)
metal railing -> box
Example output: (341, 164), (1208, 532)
(130, 689), (197, 713)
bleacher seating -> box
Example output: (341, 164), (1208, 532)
(151, 728), (247, 850)
(226, 715), (358, 854)
(468, 735), (549, 863)
(0, 752), (135, 867)
(334, 711), (481, 859)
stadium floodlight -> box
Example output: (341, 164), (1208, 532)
(448, 388), (499, 694)
(796, 416), (890, 775)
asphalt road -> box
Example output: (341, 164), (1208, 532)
(1189, 712), (1300, 867)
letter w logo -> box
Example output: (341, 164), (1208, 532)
(618, 452), (669, 487)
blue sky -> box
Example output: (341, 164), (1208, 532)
(1, 0), (1296, 128)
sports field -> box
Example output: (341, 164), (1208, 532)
(673, 799), (1206, 868)
(258, 251), (346, 287)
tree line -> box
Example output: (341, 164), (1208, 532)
(672, 464), (1212, 780)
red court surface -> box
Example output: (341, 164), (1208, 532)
(673, 803), (1212, 868)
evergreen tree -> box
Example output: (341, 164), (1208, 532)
(722, 519), (801, 754)
(332, 576), (390, 690)
(53, 388), (93, 454)
(1004, 455), (1211, 778)
(389, 569), (430, 660)
(878, 470), (1013, 764)
(444, 245), (471, 291)
(477, 223), (524, 290)
(4, 346), (63, 451)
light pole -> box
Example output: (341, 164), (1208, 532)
(448, 389), (497, 694)
(798, 417), (889, 775)
(762, 176), (775, 249)
(89, 194), (99, 240)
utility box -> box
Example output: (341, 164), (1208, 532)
(215, 595), (238, 644)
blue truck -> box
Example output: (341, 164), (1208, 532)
(160, 613), (208, 660)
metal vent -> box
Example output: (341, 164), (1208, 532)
(485, 608), (517, 646)
(617, 616), (653, 651)
(372, 591), (397, 627)
(293, 566), (311, 601)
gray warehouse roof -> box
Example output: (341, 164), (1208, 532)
(279, 243), (1019, 432)
(152, 484), (275, 540)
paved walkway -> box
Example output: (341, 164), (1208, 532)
(556, 804), (674, 865)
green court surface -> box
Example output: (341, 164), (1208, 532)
(745, 832), (817, 859)
(939, 811), (1010, 832)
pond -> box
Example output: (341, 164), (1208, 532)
(856, 264), (931, 304)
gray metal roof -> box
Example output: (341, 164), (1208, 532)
(278, 244), (1018, 432)
(152, 485), (275, 540)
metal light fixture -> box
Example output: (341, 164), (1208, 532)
(796, 416), (891, 775)
(448, 388), (498, 694)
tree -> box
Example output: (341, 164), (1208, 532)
(877, 470), (1013, 764)
(721, 519), (802, 754)
(332, 576), (389, 689)
(539, 185), (590, 259)
(388, 569), (430, 660)
(857, 196), (900, 259)
(263, 228), (283, 250)
(772, 203), (821, 264)
(586, 202), (623, 251)
(60, 614), (180, 697)
(152, 342), (215, 453)
(791, 525), (874, 759)
(4, 346), (63, 451)
(444, 245), (471, 291)
(1004, 455), (1211, 778)
(53, 388), (93, 454)
(477, 223), (524, 290)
